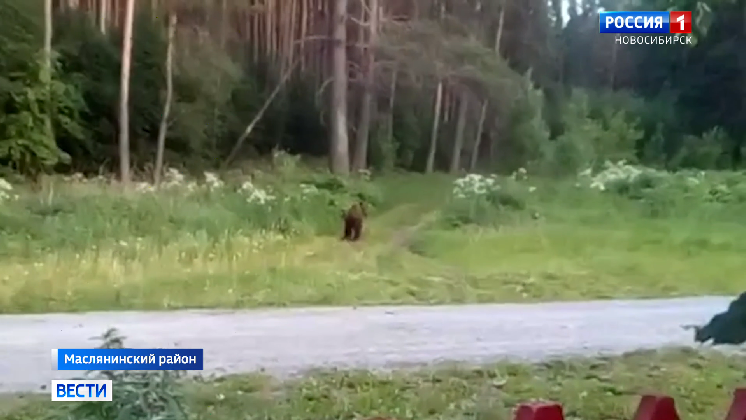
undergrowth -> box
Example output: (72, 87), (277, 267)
(0, 152), (381, 259)
(441, 160), (746, 228)
(0, 156), (745, 313)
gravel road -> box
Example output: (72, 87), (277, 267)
(0, 296), (734, 393)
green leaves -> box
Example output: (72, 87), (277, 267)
(0, 53), (83, 177)
(52, 328), (192, 420)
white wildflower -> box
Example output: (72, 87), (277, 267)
(204, 171), (224, 190)
(452, 173), (511, 199)
(240, 180), (275, 204)
(134, 182), (155, 193)
(578, 160), (662, 192)
(161, 167), (185, 189)
(0, 178), (14, 202)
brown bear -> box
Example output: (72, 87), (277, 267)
(341, 201), (367, 241)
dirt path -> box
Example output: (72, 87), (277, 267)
(0, 296), (732, 393)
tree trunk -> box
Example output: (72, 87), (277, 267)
(488, 6), (505, 166)
(118, 0), (135, 186)
(449, 92), (469, 174)
(425, 81), (443, 173)
(329, 0), (350, 174)
(386, 69), (397, 146)
(209, 0), (227, 151)
(44, 0), (52, 70)
(99, 0), (108, 33)
(469, 100), (488, 171)
(154, 12), (176, 186)
(351, 0), (379, 171)
(43, 0), (54, 151)
(494, 6), (504, 54)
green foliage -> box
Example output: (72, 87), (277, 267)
(0, 0), (743, 193)
(0, 165), (383, 258)
(0, 0), (42, 76)
(541, 90), (643, 175)
(368, 121), (397, 172)
(669, 127), (731, 170)
(170, 31), (242, 162)
(53, 12), (119, 164)
(441, 172), (534, 228)
(577, 160), (746, 218)
(0, 54), (83, 177)
(301, 171), (383, 209)
(503, 72), (551, 172)
(53, 328), (191, 420)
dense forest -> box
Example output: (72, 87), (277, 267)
(0, 0), (744, 181)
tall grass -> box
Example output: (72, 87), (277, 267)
(1, 159), (745, 313)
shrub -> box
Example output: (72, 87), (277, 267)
(669, 126), (731, 170)
(53, 328), (191, 420)
(442, 171), (536, 228)
(541, 90), (643, 175)
(576, 160), (746, 217)
(0, 164), (383, 257)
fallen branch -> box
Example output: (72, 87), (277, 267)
(222, 59), (301, 167)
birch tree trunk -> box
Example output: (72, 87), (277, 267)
(154, 13), (176, 186)
(425, 81), (443, 173)
(44, 0), (52, 71)
(449, 92), (468, 174)
(99, 0), (108, 34)
(351, 0), (379, 171)
(488, 6), (505, 165)
(118, 0), (136, 186)
(329, 0), (350, 174)
(43, 0), (54, 156)
(386, 69), (397, 147)
(469, 101), (488, 171)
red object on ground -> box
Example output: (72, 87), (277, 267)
(508, 389), (746, 420)
(514, 402), (565, 420)
(725, 389), (746, 420)
(368, 388), (746, 420)
(632, 395), (680, 420)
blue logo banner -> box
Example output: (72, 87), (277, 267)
(599, 11), (671, 33)
(52, 348), (204, 371)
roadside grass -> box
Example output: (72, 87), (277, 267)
(410, 219), (746, 300)
(3, 348), (746, 420)
(0, 165), (745, 313)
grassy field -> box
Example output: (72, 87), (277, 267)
(3, 348), (746, 420)
(1, 159), (745, 313)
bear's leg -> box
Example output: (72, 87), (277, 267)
(352, 219), (363, 241)
(342, 218), (353, 240)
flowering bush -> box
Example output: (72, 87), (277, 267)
(0, 178), (18, 202)
(0, 164), (382, 257)
(576, 160), (667, 192)
(577, 160), (746, 216)
(444, 171), (537, 227)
